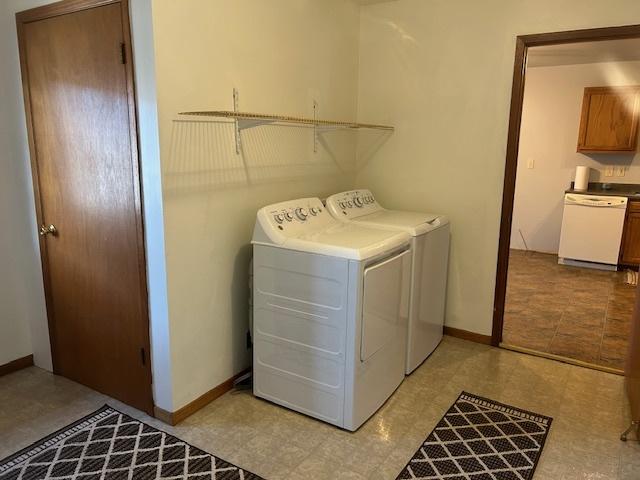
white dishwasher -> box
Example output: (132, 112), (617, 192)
(558, 193), (628, 269)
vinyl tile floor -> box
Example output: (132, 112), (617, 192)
(1, 337), (638, 479)
(503, 250), (636, 370)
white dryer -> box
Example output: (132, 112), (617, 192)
(326, 189), (450, 374)
(252, 197), (411, 431)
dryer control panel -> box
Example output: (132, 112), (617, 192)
(255, 197), (336, 244)
(325, 189), (382, 220)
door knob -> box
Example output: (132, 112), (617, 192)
(39, 224), (57, 236)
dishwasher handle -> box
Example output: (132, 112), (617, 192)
(565, 194), (627, 208)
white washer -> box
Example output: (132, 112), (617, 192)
(252, 197), (412, 430)
(326, 189), (450, 374)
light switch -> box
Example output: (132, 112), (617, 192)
(527, 159), (534, 169)
(604, 167), (614, 177)
(615, 166), (626, 177)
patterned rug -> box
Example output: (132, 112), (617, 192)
(396, 392), (552, 480)
(0, 405), (263, 480)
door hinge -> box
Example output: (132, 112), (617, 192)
(140, 347), (146, 366)
(120, 42), (126, 64)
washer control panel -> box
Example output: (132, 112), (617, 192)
(325, 189), (381, 220)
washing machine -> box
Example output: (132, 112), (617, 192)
(326, 189), (450, 374)
(252, 197), (411, 430)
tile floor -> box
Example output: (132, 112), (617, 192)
(503, 250), (636, 370)
(1, 337), (638, 479)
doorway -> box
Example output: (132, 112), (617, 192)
(16, 0), (153, 414)
(493, 25), (640, 374)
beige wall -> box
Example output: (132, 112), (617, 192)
(512, 61), (640, 254)
(7, 0), (640, 410)
(356, 0), (640, 336)
(152, 0), (361, 409)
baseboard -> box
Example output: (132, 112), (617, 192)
(154, 368), (251, 425)
(152, 405), (174, 425)
(510, 248), (556, 256)
(0, 354), (34, 377)
(444, 326), (492, 345)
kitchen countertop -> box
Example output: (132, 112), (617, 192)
(565, 182), (640, 199)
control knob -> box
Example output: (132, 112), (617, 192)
(273, 213), (285, 224)
(310, 207), (319, 215)
(295, 208), (308, 220)
(354, 197), (363, 207)
(284, 211), (294, 221)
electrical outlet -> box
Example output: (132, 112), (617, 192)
(527, 159), (534, 169)
(615, 166), (626, 177)
(604, 167), (614, 177)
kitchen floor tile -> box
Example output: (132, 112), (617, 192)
(503, 250), (634, 371)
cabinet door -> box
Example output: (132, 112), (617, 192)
(577, 86), (640, 152)
(622, 202), (640, 265)
(625, 281), (640, 437)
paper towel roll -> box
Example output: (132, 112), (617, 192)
(574, 166), (590, 191)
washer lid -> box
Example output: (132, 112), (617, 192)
(252, 197), (410, 260)
(325, 189), (448, 236)
(352, 210), (448, 236)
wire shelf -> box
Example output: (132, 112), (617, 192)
(178, 110), (394, 131)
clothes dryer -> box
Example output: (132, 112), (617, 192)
(252, 197), (412, 430)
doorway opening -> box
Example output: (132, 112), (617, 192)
(493, 25), (640, 374)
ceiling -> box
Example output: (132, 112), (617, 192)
(528, 38), (640, 68)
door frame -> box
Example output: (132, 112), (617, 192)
(16, 0), (154, 414)
(492, 24), (640, 347)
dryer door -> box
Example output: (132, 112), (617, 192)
(361, 249), (410, 361)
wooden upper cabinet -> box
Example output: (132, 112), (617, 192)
(577, 86), (640, 153)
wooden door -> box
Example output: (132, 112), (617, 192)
(577, 86), (640, 152)
(17, 0), (153, 414)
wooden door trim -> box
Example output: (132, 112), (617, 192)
(118, 0), (154, 416)
(16, 0), (154, 415)
(492, 24), (640, 347)
(16, 0), (120, 23)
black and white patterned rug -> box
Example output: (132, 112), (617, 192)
(0, 405), (263, 480)
(396, 392), (552, 480)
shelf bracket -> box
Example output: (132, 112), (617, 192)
(233, 88), (241, 154)
(313, 100), (318, 153)
(233, 89), (277, 153)
(238, 119), (276, 130)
